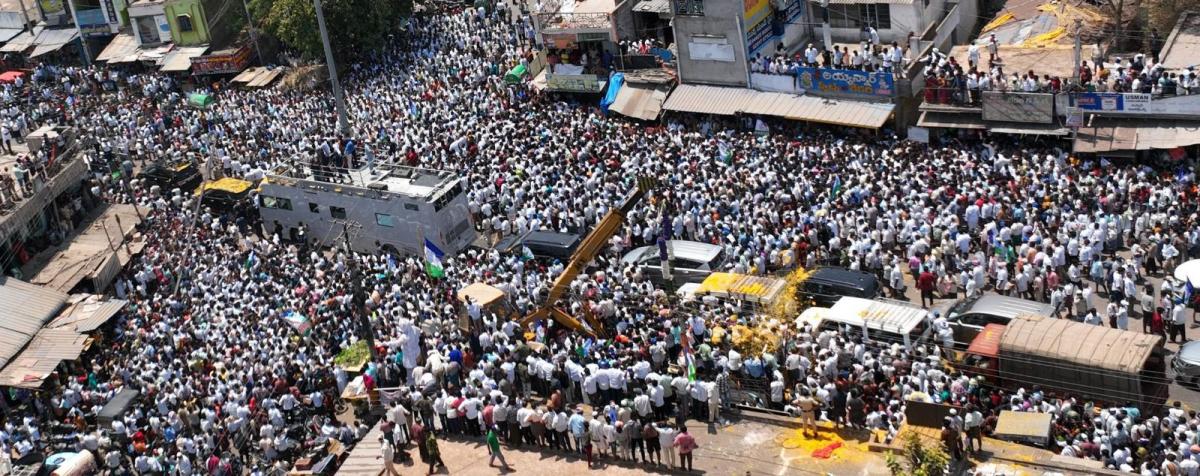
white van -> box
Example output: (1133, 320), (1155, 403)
(797, 297), (932, 349)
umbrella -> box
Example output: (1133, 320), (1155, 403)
(1176, 259), (1200, 287)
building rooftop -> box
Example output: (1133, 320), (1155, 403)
(267, 163), (460, 201)
(977, 1), (1103, 47)
(1160, 11), (1200, 69)
(947, 44), (1083, 78)
(537, 0), (615, 32)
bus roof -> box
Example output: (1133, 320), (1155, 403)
(826, 297), (927, 335)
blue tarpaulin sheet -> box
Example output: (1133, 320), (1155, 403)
(600, 73), (624, 112)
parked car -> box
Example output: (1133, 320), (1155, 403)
(1174, 341), (1200, 385)
(797, 267), (881, 307)
(493, 230), (583, 262)
(621, 240), (727, 284)
(138, 159), (202, 193)
(945, 294), (1058, 347)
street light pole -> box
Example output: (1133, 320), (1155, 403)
(312, 0), (350, 134)
(241, 0), (265, 65)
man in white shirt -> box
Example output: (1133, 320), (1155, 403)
(633, 389), (652, 419)
(963, 405), (984, 454)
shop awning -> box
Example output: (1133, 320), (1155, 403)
(1074, 120), (1200, 153)
(0, 277), (68, 370)
(49, 295), (127, 334)
(232, 66), (285, 88)
(95, 33), (139, 63)
(609, 83), (670, 121)
(0, 327), (88, 388)
(633, 0), (671, 13)
(0, 26), (42, 53)
(662, 84), (895, 129)
(0, 28), (24, 44)
(159, 46), (209, 72)
(989, 124), (1070, 136)
(28, 28), (80, 58)
(917, 111), (987, 129)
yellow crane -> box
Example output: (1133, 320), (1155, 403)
(521, 177), (658, 338)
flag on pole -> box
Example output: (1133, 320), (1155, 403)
(423, 238), (445, 278)
(387, 253), (398, 273)
(520, 246), (535, 261)
(717, 140), (733, 164)
(830, 175), (842, 200)
(245, 251), (258, 270)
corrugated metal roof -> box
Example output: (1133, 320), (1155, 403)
(28, 28), (79, 58)
(999, 315), (1161, 374)
(159, 46), (209, 72)
(0, 327), (88, 388)
(1073, 120), (1200, 153)
(0, 26), (41, 52)
(609, 83), (669, 120)
(49, 295), (127, 333)
(95, 33), (139, 63)
(663, 84), (895, 128)
(632, 0), (670, 13)
(30, 204), (142, 293)
(0, 28), (23, 44)
(0, 277), (68, 369)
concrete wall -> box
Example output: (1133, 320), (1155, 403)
(953, 0), (979, 44)
(815, 0), (947, 45)
(163, 0), (208, 45)
(674, 0), (751, 87)
(163, 0), (238, 46)
(931, 3), (957, 52)
(750, 72), (802, 93)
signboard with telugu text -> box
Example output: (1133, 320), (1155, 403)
(794, 66), (895, 97)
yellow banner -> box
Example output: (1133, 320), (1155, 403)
(744, 0), (770, 26)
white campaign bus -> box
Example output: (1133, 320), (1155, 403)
(257, 164), (475, 256)
(797, 296), (932, 349)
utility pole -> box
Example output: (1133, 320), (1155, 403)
(15, 0), (30, 30)
(312, 0), (350, 134)
(339, 221), (378, 360)
(241, 0), (265, 65)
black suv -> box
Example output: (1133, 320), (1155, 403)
(798, 267), (881, 307)
(494, 230), (583, 262)
(138, 160), (202, 193)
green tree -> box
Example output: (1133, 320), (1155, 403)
(252, 0), (413, 60)
(884, 432), (951, 476)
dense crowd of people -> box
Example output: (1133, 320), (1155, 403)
(0, 1), (1198, 475)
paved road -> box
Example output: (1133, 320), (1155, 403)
(890, 265), (1200, 408)
(377, 417), (894, 476)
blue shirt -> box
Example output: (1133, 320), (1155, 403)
(569, 414), (587, 436)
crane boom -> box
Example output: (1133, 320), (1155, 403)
(521, 178), (656, 337)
